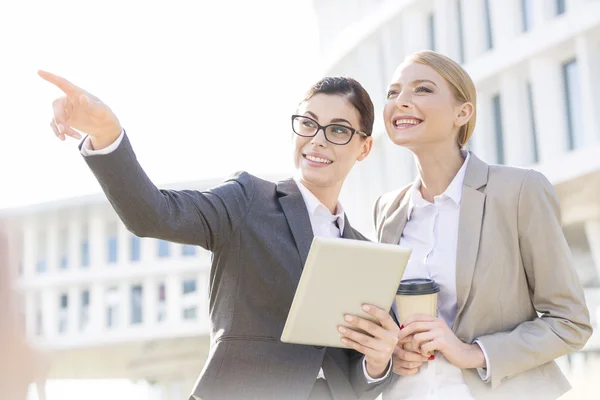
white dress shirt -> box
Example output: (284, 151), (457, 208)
(386, 153), (490, 400)
(81, 132), (389, 383)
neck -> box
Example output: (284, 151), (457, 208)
(412, 142), (464, 203)
(298, 179), (342, 214)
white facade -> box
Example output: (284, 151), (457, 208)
(1, 179), (230, 399)
(313, 0), (600, 396)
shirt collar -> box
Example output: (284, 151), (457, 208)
(293, 177), (346, 233)
(407, 151), (471, 220)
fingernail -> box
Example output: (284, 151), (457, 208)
(344, 315), (354, 323)
(429, 355), (435, 360)
(57, 124), (64, 133)
(362, 305), (370, 312)
(338, 326), (346, 334)
(400, 325), (404, 330)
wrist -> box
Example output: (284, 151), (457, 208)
(366, 361), (387, 379)
(89, 126), (122, 150)
(467, 343), (486, 369)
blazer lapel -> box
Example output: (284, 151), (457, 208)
(380, 189), (412, 245)
(453, 153), (489, 330)
(276, 178), (314, 270)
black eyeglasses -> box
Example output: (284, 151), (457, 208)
(291, 115), (370, 145)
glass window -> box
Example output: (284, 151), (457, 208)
(183, 307), (197, 320)
(131, 285), (143, 325)
(80, 289), (90, 331)
(483, 0), (494, 50)
(526, 82), (540, 163)
(427, 12), (436, 51)
(562, 59), (584, 150)
(182, 244), (197, 257)
(36, 232), (47, 274)
(492, 94), (505, 164)
(105, 287), (119, 328)
(456, 0), (465, 63)
(58, 293), (68, 333)
(157, 282), (166, 322)
(521, 0), (533, 32)
(59, 227), (68, 269)
(556, 0), (566, 15)
(35, 294), (43, 336)
(158, 240), (170, 258)
(130, 235), (141, 262)
(182, 279), (197, 295)
(107, 222), (118, 264)
(81, 225), (90, 268)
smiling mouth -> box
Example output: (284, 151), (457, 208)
(393, 118), (423, 128)
(304, 154), (333, 164)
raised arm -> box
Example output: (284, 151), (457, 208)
(39, 71), (255, 251)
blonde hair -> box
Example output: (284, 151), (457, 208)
(403, 50), (477, 148)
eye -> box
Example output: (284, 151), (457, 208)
(302, 119), (317, 128)
(386, 90), (398, 99)
(415, 86), (433, 93)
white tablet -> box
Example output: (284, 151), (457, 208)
(281, 237), (411, 348)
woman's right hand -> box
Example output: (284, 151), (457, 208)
(392, 339), (430, 376)
(38, 70), (122, 149)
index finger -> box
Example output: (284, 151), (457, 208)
(362, 304), (398, 332)
(38, 70), (80, 95)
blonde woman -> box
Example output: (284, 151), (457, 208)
(375, 50), (592, 399)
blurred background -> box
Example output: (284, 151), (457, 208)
(0, 0), (599, 399)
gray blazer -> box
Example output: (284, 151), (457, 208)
(82, 133), (389, 400)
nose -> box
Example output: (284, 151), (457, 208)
(310, 127), (328, 147)
(395, 90), (413, 111)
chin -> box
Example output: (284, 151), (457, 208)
(299, 170), (333, 188)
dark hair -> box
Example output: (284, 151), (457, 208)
(300, 76), (375, 136)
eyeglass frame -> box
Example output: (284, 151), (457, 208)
(290, 114), (371, 145)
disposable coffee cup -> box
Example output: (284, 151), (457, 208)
(395, 278), (440, 326)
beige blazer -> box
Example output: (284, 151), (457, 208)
(374, 152), (592, 400)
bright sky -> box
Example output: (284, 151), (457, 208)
(0, 0), (322, 210)
(2, 1), (320, 398)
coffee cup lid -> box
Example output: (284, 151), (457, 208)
(396, 278), (440, 295)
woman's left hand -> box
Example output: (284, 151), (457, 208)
(338, 304), (399, 379)
(398, 314), (486, 370)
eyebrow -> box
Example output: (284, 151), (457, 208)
(304, 111), (353, 126)
(389, 79), (438, 88)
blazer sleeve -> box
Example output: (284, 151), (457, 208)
(348, 351), (392, 399)
(475, 170), (593, 389)
(81, 133), (255, 252)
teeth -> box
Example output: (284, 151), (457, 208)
(395, 119), (421, 126)
(306, 155), (332, 164)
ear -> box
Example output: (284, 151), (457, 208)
(356, 136), (373, 161)
(455, 101), (474, 129)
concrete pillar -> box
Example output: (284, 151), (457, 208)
(22, 218), (36, 279)
(584, 219), (600, 281)
(143, 277), (157, 327)
(88, 282), (104, 332)
(118, 221), (129, 265)
(528, 57), (568, 161)
(461, 0), (488, 62)
(67, 209), (82, 270)
(46, 213), (59, 275)
(167, 275), (181, 325)
(531, 0), (554, 28)
(89, 207), (105, 269)
(433, 0), (461, 60)
(574, 34), (600, 146)
(402, 7), (429, 55)
(489, 0), (521, 48)
(499, 71), (534, 166)
(472, 88), (495, 164)
(41, 288), (57, 339)
(68, 286), (79, 335)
